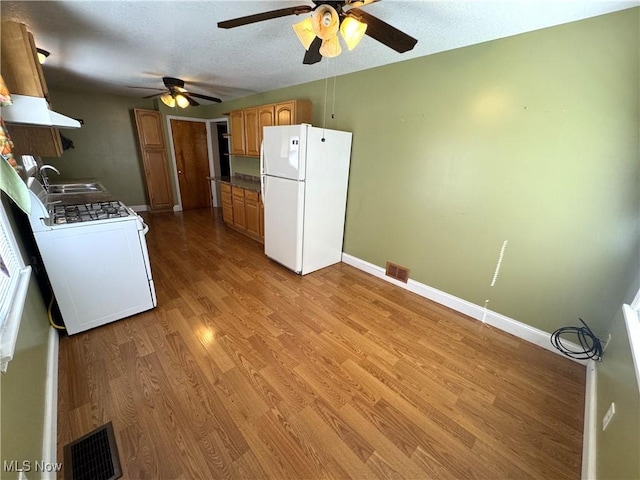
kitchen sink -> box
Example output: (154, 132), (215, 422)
(48, 182), (104, 194)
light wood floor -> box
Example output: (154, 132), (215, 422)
(57, 208), (585, 479)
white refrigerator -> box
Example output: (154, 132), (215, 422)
(261, 124), (352, 275)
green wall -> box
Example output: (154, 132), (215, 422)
(203, 8), (640, 337)
(43, 91), (156, 206)
(0, 195), (52, 480)
(596, 302), (640, 480)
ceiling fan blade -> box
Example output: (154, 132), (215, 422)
(346, 9), (417, 53)
(303, 36), (323, 65)
(188, 92), (222, 103)
(185, 94), (200, 107)
(344, 0), (379, 8)
(143, 92), (163, 99)
(218, 5), (313, 29)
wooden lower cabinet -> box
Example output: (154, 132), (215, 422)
(244, 190), (260, 238)
(219, 182), (264, 243)
(220, 183), (234, 224)
(232, 186), (246, 230)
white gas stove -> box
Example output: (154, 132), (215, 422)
(26, 178), (156, 334)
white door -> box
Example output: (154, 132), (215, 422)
(263, 175), (305, 273)
(262, 125), (306, 180)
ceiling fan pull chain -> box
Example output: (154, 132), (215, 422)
(331, 74), (337, 120)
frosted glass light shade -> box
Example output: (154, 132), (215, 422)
(175, 94), (190, 108)
(340, 17), (367, 50)
(312, 5), (339, 40)
(160, 93), (176, 107)
(319, 36), (342, 58)
(293, 17), (315, 50)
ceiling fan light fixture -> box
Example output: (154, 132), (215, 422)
(175, 93), (190, 108)
(312, 5), (339, 40)
(340, 16), (367, 51)
(293, 17), (315, 50)
(160, 92), (176, 107)
(36, 48), (50, 64)
(319, 35), (342, 58)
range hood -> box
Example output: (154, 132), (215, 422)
(0, 94), (81, 128)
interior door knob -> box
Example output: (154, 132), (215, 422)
(178, 170), (183, 174)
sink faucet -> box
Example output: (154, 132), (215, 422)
(39, 164), (60, 192)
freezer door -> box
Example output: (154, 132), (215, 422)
(263, 175), (304, 273)
(262, 125), (306, 180)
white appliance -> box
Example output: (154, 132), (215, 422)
(26, 178), (156, 335)
(261, 124), (352, 275)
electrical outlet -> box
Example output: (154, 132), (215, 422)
(603, 333), (612, 352)
(602, 402), (616, 431)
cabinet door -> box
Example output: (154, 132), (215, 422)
(232, 187), (246, 230)
(136, 110), (166, 148)
(230, 110), (246, 156)
(1, 21), (47, 97)
(275, 101), (295, 126)
(244, 108), (260, 157)
(245, 190), (260, 238)
(8, 125), (63, 157)
(258, 105), (275, 150)
(220, 183), (234, 224)
(141, 150), (173, 210)
(133, 108), (173, 211)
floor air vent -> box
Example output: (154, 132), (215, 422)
(386, 262), (410, 283)
(63, 422), (122, 480)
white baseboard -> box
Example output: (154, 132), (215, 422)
(173, 204), (182, 212)
(129, 204), (149, 212)
(41, 327), (59, 480)
(582, 360), (597, 480)
(341, 253), (586, 364)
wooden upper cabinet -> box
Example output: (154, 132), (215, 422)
(275, 100), (312, 126)
(230, 110), (246, 156)
(136, 110), (166, 148)
(258, 104), (275, 148)
(1, 20), (64, 157)
(244, 107), (260, 157)
(133, 108), (173, 211)
(1, 21), (48, 98)
(229, 100), (313, 158)
(8, 125), (62, 157)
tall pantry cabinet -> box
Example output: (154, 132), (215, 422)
(133, 108), (174, 211)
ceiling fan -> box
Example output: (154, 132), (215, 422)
(217, 0), (417, 65)
(142, 77), (222, 108)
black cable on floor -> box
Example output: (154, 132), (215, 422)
(550, 318), (603, 361)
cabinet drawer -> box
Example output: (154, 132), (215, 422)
(244, 190), (259, 202)
(232, 186), (245, 198)
(220, 183), (232, 195)
(221, 191), (233, 206)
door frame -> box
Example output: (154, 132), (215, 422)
(165, 115), (229, 211)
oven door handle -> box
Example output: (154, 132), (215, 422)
(139, 218), (150, 235)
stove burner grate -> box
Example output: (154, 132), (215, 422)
(52, 201), (130, 224)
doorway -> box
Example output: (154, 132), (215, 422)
(170, 119), (210, 210)
(167, 116), (230, 211)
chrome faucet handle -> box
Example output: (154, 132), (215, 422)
(39, 164), (60, 191)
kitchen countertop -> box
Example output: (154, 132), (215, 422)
(210, 175), (261, 193)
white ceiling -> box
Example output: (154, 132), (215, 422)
(1, 1), (637, 104)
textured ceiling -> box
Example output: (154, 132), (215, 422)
(1, 1), (637, 104)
